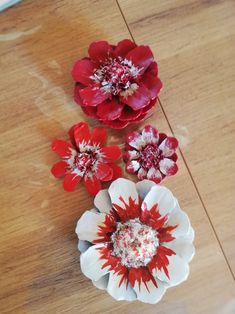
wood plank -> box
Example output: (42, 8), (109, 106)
(0, 0), (234, 313)
(118, 0), (235, 275)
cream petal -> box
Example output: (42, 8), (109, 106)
(185, 226), (195, 242)
(142, 185), (177, 217)
(164, 239), (195, 263)
(92, 274), (109, 290)
(80, 244), (109, 281)
(108, 178), (139, 207)
(136, 180), (156, 200)
(94, 189), (112, 214)
(78, 239), (91, 253)
(133, 278), (166, 304)
(153, 254), (189, 287)
(167, 207), (190, 238)
(107, 272), (137, 301)
(76, 210), (106, 242)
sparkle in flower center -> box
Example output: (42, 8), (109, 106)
(139, 144), (162, 170)
(91, 57), (140, 95)
(111, 218), (159, 268)
(69, 146), (99, 175)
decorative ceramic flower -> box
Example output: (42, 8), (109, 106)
(124, 125), (179, 183)
(51, 122), (122, 195)
(76, 178), (195, 304)
(72, 39), (162, 129)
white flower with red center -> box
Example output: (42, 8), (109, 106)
(76, 178), (195, 304)
(51, 122), (122, 195)
(124, 125), (179, 183)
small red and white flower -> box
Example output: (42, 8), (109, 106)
(124, 125), (179, 183)
(76, 178), (195, 304)
(51, 122), (122, 195)
(72, 39), (162, 129)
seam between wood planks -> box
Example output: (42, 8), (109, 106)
(115, 0), (235, 281)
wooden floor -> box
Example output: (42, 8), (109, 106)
(0, 1), (235, 313)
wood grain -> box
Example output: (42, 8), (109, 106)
(0, 0), (234, 313)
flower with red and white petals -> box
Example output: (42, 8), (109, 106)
(72, 39), (162, 129)
(124, 125), (179, 183)
(51, 122), (122, 195)
(76, 178), (195, 304)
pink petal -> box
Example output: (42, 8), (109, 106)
(159, 158), (178, 176)
(141, 99), (157, 113)
(142, 125), (159, 145)
(100, 146), (122, 162)
(74, 84), (83, 105)
(79, 85), (111, 107)
(97, 99), (124, 120)
(120, 84), (151, 110)
(51, 161), (67, 178)
(137, 167), (147, 180)
(63, 173), (82, 192)
(119, 106), (142, 121)
(95, 163), (113, 181)
(108, 163), (123, 180)
(90, 127), (107, 146)
(51, 139), (72, 157)
(142, 74), (163, 99)
(69, 122), (90, 147)
(71, 59), (95, 86)
(147, 167), (163, 183)
(145, 61), (158, 76)
(125, 131), (143, 149)
(83, 175), (101, 196)
(88, 41), (113, 63)
(126, 160), (140, 174)
(126, 45), (154, 74)
(159, 137), (179, 157)
(115, 39), (137, 57)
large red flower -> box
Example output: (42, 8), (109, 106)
(72, 40), (162, 129)
(51, 122), (122, 195)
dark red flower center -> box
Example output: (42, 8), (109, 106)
(139, 144), (163, 170)
(71, 149), (98, 174)
(111, 218), (159, 268)
(91, 57), (140, 95)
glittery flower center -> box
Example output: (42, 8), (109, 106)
(91, 57), (141, 95)
(139, 144), (162, 170)
(111, 218), (159, 268)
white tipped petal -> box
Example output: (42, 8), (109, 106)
(92, 274), (109, 290)
(94, 189), (112, 214)
(142, 185), (176, 217)
(136, 180), (156, 200)
(108, 178), (139, 207)
(78, 240), (91, 253)
(80, 244), (109, 281)
(153, 254), (189, 287)
(164, 239), (195, 263)
(107, 272), (137, 301)
(76, 210), (106, 242)
(142, 125), (159, 144)
(133, 279), (166, 304)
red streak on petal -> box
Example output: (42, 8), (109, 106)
(112, 196), (142, 222)
(94, 211), (117, 243)
(158, 225), (178, 243)
(128, 267), (158, 291)
(140, 202), (168, 230)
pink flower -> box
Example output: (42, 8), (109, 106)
(124, 125), (179, 183)
(72, 39), (162, 129)
(51, 122), (122, 195)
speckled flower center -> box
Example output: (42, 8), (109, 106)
(111, 218), (159, 268)
(68, 146), (99, 175)
(91, 57), (140, 95)
(139, 144), (162, 170)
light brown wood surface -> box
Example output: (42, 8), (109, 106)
(0, 1), (234, 313)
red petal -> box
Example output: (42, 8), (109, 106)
(79, 85), (111, 107)
(103, 119), (129, 129)
(120, 84), (151, 110)
(108, 163), (123, 180)
(159, 158), (178, 176)
(115, 39), (137, 57)
(90, 127), (107, 146)
(81, 105), (99, 118)
(142, 74), (162, 99)
(71, 59), (95, 86)
(63, 173), (82, 192)
(51, 161), (67, 178)
(141, 99), (157, 113)
(74, 84), (83, 105)
(100, 146), (122, 162)
(119, 106), (142, 121)
(126, 45), (154, 74)
(51, 139), (72, 157)
(97, 99), (124, 120)
(88, 41), (113, 63)
(95, 163), (113, 181)
(159, 137), (179, 157)
(83, 175), (101, 196)
(69, 122), (90, 147)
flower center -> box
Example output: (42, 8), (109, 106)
(139, 144), (162, 170)
(111, 218), (159, 268)
(68, 146), (99, 175)
(91, 57), (141, 95)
